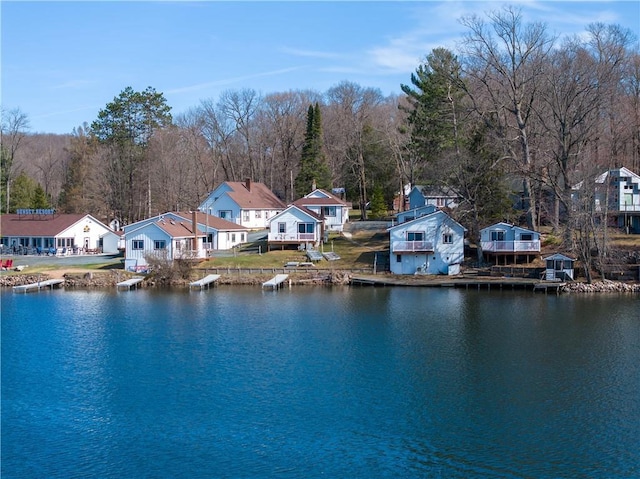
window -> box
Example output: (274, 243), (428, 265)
(219, 210), (232, 220)
(322, 206), (336, 217)
(407, 231), (424, 241)
(232, 233), (236, 242)
(298, 223), (314, 233)
(154, 240), (166, 250)
(132, 240), (144, 250)
(278, 222), (286, 233)
(520, 233), (533, 241)
(442, 233), (453, 244)
(396, 254), (402, 263)
(243, 211), (250, 221)
(491, 230), (505, 241)
(255, 210), (262, 218)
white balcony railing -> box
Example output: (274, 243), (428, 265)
(271, 233), (317, 242)
(392, 240), (434, 252)
(481, 240), (540, 253)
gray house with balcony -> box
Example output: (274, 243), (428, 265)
(480, 222), (541, 265)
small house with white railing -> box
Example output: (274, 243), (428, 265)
(267, 205), (323, 251)
(293, 188), (351, 232)
(480, 222), (541, 264)
(388, 210), (465, 275)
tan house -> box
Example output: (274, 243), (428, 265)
(0, 211), (119, 255)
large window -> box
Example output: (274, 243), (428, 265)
(298, 223), (315, 233)
(407, 231), (424, 241)
(322, 206), (336, 217)
(154, 240), (166, 250)
(132, 240), (144, 250)
(491, 230), (505, 241)
(520, 233), (533, 241)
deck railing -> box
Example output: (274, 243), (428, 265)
(270, 233), (317, 242)
(481, 240), (540, 253)
(392, 240), (434, 252)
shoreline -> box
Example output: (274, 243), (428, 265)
(1, 269), (639, 293)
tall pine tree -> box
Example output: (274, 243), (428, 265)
(295, 103), (331, 198)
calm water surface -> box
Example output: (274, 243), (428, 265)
(2, 287), (639, 478)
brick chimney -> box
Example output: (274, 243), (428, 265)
(245, 178), (251, 192)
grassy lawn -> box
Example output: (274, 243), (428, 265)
(199, 230), (389, 270)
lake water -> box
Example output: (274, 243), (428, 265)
(1, 286), (639, 478)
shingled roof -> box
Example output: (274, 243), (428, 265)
(224, 180), (286, 209)
(0, 213), (109, 237)
(176, 211), (248, 231)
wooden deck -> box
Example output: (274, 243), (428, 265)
(262, 274), (289, 289)
(116, 277), (145, 290)
(13, 278), (64, 293)
(189, 274), (221, 290)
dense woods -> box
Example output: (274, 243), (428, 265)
(2, 7), (639, 257)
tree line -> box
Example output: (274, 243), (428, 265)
(2, 6), (638, 268)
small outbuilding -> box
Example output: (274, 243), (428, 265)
(543, 253), (575, 281)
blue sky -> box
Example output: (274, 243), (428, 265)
(2, 1), (639, 135)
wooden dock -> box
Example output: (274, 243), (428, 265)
(189, 274), (221, 290)
(262, 274), (289, 289)
(350, 275), (555, 292)
(533, 281), (566, 294)
(13, 278), (64, 293)
(116, 277), (145, 290)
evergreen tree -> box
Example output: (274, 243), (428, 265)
(9, 172), (36, 211)
(369, 184), (387, 219)
(32, 184), (50, 209)
(295, 103), (331, 198)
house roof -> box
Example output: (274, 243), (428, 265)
(269, 204), (322, 223)
(0, 213), (111, 237)
(293, 189), (351, 207)
(154, 218), (204, 238)
(412, 185), (458, 198)
(388, 209), (466, 232)
(176, 211), (248, 231)
(544, 253), (575, 261)
(224, 181), (286, 210)
(481, 222), (538, 233)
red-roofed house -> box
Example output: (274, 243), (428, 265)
(0, 211), (119, 255)
(293, 189), (351, 232)
(198, 179), (286, 229)
(122, 211), (249, 271)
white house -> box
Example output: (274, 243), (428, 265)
(293, 188), (351, 232)
(0, 211), (119, 255)
(394, 205), (437, 224)
(123, 214), (205, 272)
(480, 222), (541, 264)
(198, 179), (286, 229)
(407, 185), (459, 210)
(267, 205), (323, 251)
(388, 210), (465, 275)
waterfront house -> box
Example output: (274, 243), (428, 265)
(572, 167), (640, 234)
(407, 185), (459, 210)
(293, 188), (351, 232)
(198, 179), (286, 229)
(543, 253), (575, 281)
(123, 213), (204, 272)
(266, 205), (323, 251)
(480, 222), (541, 264)
(394, 205), (437, 224)
(0, 210), (119, 255)
(388, 209), (465, 275)
(123, 211), (249, 271)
